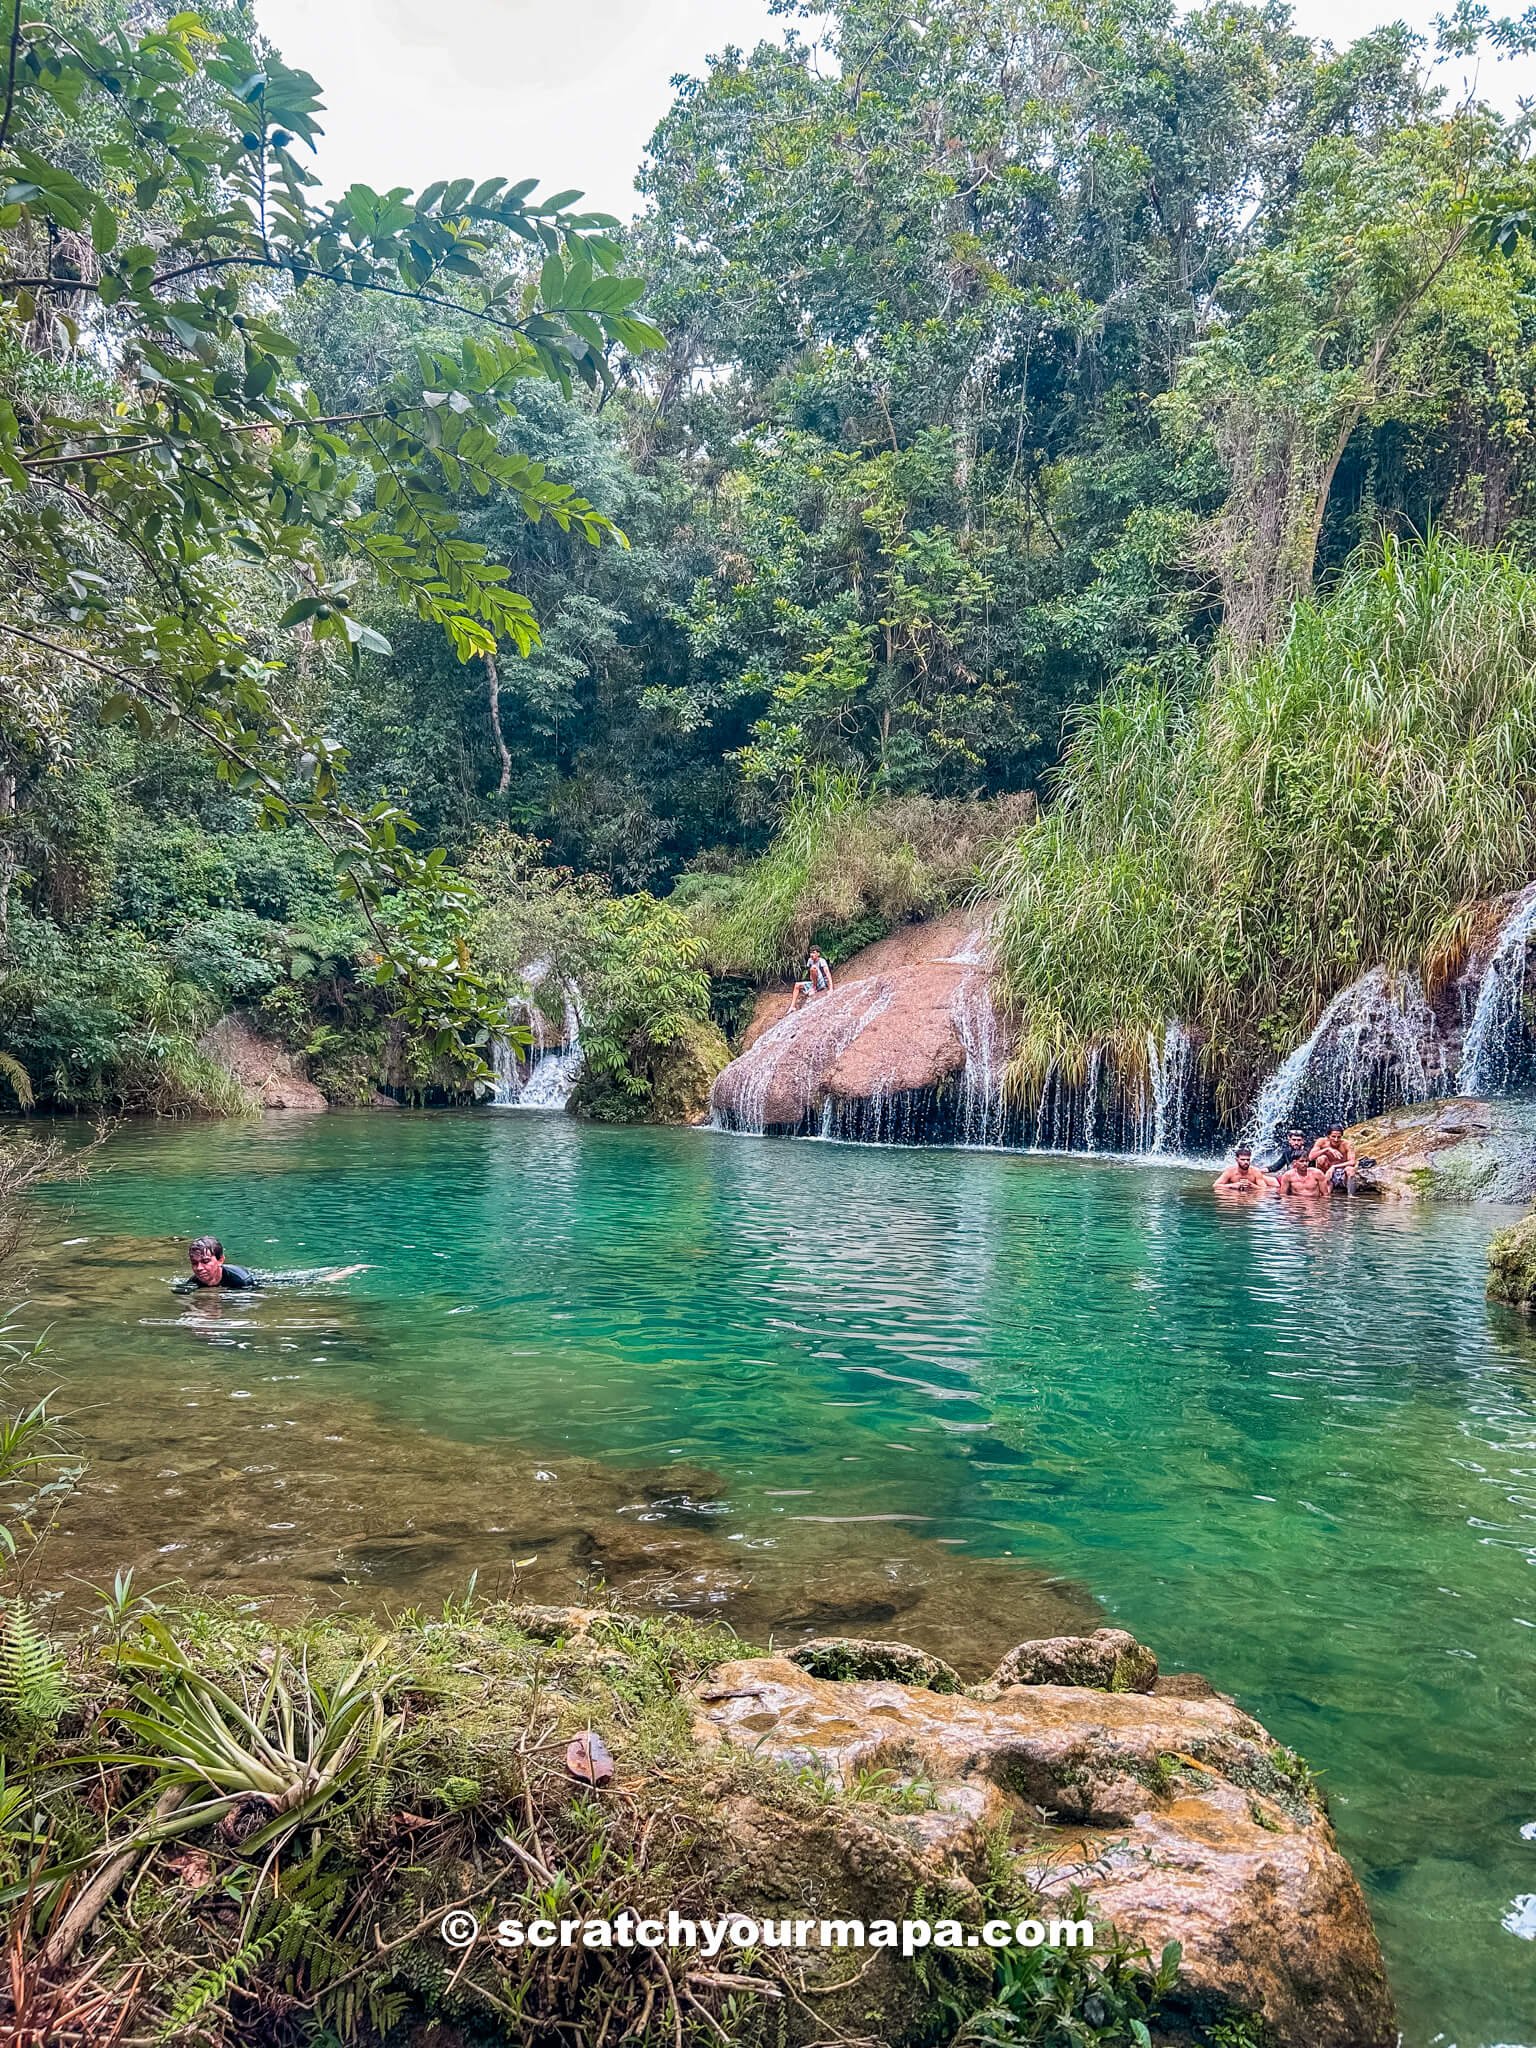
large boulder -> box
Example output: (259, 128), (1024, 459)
(694, 1655), (1395, 2048)
(710, 911), (1001, 1131)
(200, 1014), (326, 1111)
(1345, 1097), (1513, 1199)
(985, 1625), (1158, 1693)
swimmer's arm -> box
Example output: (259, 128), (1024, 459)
(316, 1263), (370, 1282)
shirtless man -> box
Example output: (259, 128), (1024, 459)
(1213, 1145), (1275, 1194)
(1277, 1152), (1332, 1197)
(1309, 1125), (1358, 1190)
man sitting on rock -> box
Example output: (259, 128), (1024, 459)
(789, 946), (833, 1011)
(1309, 1124), (1359, 1190)
(1213, 1145), (1275, 1193)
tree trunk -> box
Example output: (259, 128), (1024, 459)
(485, 652), (511, 797)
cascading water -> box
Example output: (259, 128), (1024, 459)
(711, 979), (895, 1136)
(951, 972), (1006, 1147)
(1148, 1021), (1195, 1157)
(489, 966), (585, 1112)
(1456, 884), (1536, 1097)
(1241, 967), (1448, 1151)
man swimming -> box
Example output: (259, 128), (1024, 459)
(179, 1236), (258, 1290)
(175, 1237), (368, 1291)
(1213, 1145), (1275, 1193)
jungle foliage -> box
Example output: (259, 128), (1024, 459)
(3, 0), (1536, 1118)
(987, 535), (1536, 1109)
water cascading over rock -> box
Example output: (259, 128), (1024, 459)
(1240, 967), (1450, 1153)
(490, 963), (585, 1112)
(1455, 883), (1536, 1097)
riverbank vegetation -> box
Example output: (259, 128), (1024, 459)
(988, 535), (1536, 1111)
(5, 0), (1536, 1118)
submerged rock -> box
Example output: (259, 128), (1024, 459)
(693, 1653), (1395, 2048)
(986, 1625), (1158, 1693)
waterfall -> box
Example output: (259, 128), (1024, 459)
(1456, 885), (1536, 1097)
(1242, 967), (1448, 1150)
(1149, 1021), (1194, 1157)
(489, 968), (585, 1113)
(951, 972), (1006, 1147)
(711, 979), (895, 1136)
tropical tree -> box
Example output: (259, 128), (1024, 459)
(0, 0), (663, 1052)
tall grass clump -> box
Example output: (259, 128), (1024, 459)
(687, 770), (1031, 980)
(987, 534), (1536, 1111)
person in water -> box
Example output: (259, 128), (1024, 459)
(1213, 1145), (1275, 1193)
(1267, 1127), (1309, 1175)
(180, 1236), (258, 1289)
(790, 946), (833, 1011)
(176, 1237), (369, 1291)
(1277, 1150), (1332, 1197)
(1309, 1124), (1359, 1190)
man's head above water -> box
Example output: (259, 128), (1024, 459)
(187, 1236), (225, 1285)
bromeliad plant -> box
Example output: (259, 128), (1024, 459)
(101, 1618), (402, 1855)
(0, 3), (664, 1056)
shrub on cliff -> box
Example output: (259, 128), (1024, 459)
(1487, 1211), (1536, 1309)
(686, 773), (1032, 981)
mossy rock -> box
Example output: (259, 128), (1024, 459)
(787, 1636), (963, 1692)
(1488, 1209), (1536, 1309)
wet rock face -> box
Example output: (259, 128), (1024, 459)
(787, 1637), (963, 1692)
(1487, 1209), (1536, 1308)
(1345, 1097), (1497, 1199)
(693, 1650), (1395, 2048)
(710, 911), (999, 1132)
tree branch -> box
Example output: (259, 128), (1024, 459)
(0, 0), (23, 151)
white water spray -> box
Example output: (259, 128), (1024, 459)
(1456, 885), (1536, 1097)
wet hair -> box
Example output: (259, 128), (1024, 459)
(188, 1236), (223, 1261)
(1288, 1128), (1306, 1143)
(1235, 1144), (1253, 1159)
(1326, 1124), (1344, 1138)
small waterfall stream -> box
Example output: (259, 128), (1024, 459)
(1241, 968), (1449, 1151)
(490, 968), (585, 1112)
(1456, 884), (1536, 1097)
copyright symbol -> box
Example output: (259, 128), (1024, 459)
(440, 1908), (480, 1949)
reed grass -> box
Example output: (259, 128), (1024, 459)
(986, 535), (1536, 1110)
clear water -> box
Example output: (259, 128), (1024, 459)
(19, 1113), (1536, 2048)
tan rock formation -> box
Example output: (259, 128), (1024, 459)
(712, 910), (1000, 1130)
(199, 1014), (326, 1111)
(693, 1646), (1395, 2048)
(1346, 1096), (1494, 1198)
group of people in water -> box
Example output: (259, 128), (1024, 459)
(1214, 1125), (1369, 1196)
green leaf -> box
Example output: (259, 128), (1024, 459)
(90, 201), (118, 253)
(276, 597), (328, 628)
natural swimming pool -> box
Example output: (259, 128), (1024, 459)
(20, 1111), (1536, 2047)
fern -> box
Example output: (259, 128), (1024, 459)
(158, 1924), (284, 2041)
(0, 1600), (68, 1741)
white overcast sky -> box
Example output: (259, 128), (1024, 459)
(255, 0), (1535, 219)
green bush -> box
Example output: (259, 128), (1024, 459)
(987, 535), (1536, 1113)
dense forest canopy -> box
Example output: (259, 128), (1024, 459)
(3, 0), (1536, 1113)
